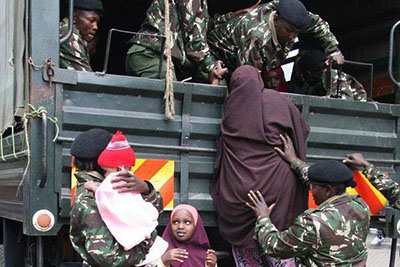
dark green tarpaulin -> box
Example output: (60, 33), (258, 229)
(0, 0), (25, 134)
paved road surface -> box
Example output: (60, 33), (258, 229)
(367, 232), (400, 267)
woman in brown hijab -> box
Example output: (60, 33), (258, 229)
(211, 65), (310, 267)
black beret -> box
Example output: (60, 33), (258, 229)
(70, 128), (112, 159)
(309, 160), (356, 187)
(74, 0), (103, 14)
(298, 49), (327, 72)
(277, 0), (311, 30)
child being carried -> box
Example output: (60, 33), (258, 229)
(85, 131), (168, 266)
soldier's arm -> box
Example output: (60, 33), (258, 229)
(142, 181), (163, 213)
(176, 0), (217, 72)
(255, 213), (318, 258)
(302, 12), (340, 56)
(344, 153), (400, 209)
(75, 192), (155, 266)
(290, 159), (310, 188)
(363, 164), (400, 210)
(208, 1), (275, 32)
(274, 133), (310, 187)
(213, 0), (263, 25)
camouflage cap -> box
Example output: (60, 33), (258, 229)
(309, 160), (356, 187)
(277, 0), (311, 30)
(74, 0), (103, 15)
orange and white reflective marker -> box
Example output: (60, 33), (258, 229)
(71, 158), (175, 210)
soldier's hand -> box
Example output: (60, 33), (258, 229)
(111, 171), (150, 194)
(205, 249), (217, 267)
(162, 248), (189, 264)
(246, 190), (275, 217)
(209, 61), (228, 85)
(84, 181), (99, 193)
(274, 133), (298, 163)
(230, 0), (261, 18)
(343, 153), (370, 169)
(330, 51), (345, 66)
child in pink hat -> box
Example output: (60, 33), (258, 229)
(85, 131), (168, 266)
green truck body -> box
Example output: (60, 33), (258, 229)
(1, 0), (400, 266)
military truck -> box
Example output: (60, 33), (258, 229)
(1, 0), (400, 266)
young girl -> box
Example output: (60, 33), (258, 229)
(161, 204), (217, 267)
(261, 67), (289, 92)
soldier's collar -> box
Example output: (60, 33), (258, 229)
(61, 17), (87, 45)
(75, 171), (104, 183)
(317, 192), (349, 209)
(269, 11), (280, 49)
(61, 17), (68, 25)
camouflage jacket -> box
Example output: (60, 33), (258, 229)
(130, 0), (231, 72)
(206, 0), (339, 73)
(292, 159), (400, 210)
(255, 193), (370, 266)
(59, 18), (92, 72)
(363, 164), (400, 210)
(290, 69), (367, 101)
(70, 171), (163, 266)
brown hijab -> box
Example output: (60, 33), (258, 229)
(211, 65), (310, 248)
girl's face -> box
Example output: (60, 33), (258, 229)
(101, 166), (129, 177)
(171, 209), (195, 242)
(265, 71), (281, 89)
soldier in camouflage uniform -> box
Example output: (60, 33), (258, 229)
(290, 50), (367, 101)
(278, 134), (400, 211)
(126, 0), (260, 83)
(69, 128), (163, 266)
(59, 0), (102, 72)
(273, 133), (400, 265)
(206, 0), (344, 80)
(343, 153), (400, 210)
(247, 158), (369, 266)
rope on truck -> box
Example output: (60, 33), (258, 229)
(17, 104), (59, 195)
(164, 0), (175, 120)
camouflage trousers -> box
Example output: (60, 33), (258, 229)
(126, 44), (224, 85)
(125, 44), (175, 80)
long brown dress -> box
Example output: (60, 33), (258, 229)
(211, 65), (310, 248)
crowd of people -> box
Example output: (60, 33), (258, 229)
(60, 0), (367, 100)
(68, 72), (400, 266)
(60, 0), (400, 266)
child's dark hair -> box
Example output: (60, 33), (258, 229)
(74, 157), (105, 175)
